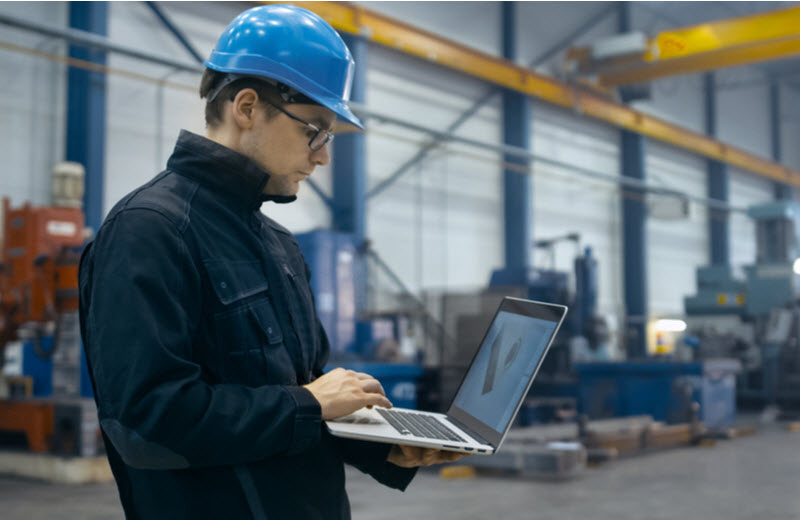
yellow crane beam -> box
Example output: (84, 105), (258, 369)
(579, 5), (800, 87)
(264, 1), (800, 188)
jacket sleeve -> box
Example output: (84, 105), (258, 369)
(307, 309), (417, 490)
(334, 435), (418, 490)
(79, 208), (321, 470)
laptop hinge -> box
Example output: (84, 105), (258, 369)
(446, 415), (492, 447)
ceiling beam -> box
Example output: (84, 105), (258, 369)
(264, 1), (800, 188)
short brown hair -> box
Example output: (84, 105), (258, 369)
(199, 69), (286, 128)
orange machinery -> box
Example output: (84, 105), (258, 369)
(0, 198), (84, 350)
(0, 197), (85, 453)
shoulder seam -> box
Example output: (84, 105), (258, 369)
(112, 171), (198, 234)
(112, 206), (187, 237)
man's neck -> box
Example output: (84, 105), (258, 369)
(205, 126), (242, 154)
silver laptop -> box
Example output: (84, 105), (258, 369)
(326, 297), (567, 455)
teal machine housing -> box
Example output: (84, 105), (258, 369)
(684, 201), (800, 407)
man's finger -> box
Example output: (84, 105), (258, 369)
(426, 450), (464, 465)
(443, 451), (466, 462)
(362, 393), (392, 409)
(401, 445), (423, 460)
(422, 448), (438, 466)
(360, 378), (386, 396)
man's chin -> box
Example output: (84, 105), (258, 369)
(262, 184), (300, 197)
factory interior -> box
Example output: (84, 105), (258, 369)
(1, 1), (800, 518)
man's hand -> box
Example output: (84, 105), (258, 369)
(303, 368), (393, 420)
(386, 444), (469, 468)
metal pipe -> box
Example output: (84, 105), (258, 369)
(353, 102), (744, 213)
(0, 13), (202, 74)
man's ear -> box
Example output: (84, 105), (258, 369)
(230, 88), (259, 130)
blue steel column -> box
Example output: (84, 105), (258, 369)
(332, 34), (367, 243)
(770, 82), (793, 200)
(621, 131), (647, 358)
(67, 1), (107, 233)
(501, 1), (532, 280)
(705, 73), (730, 265)
(619, 3), (647, 358)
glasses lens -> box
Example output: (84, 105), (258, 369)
(309, 131), (332, 151)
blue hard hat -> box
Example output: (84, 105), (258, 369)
(205, 4), (362, 128)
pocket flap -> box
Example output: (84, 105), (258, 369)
(250, 300), (283, 345)
(205, 260), (269, 305)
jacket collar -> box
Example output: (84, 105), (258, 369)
(167, 130), (296, 211)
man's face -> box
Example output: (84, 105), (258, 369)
(240, 102), (335, 197)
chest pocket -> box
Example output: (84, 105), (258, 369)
(205, 260), (297, 386)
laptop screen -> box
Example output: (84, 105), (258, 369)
(447, 298), (566, 446)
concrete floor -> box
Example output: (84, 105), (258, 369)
(2, 420), (799, 520)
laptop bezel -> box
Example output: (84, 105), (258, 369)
(446, 297), (568, 449)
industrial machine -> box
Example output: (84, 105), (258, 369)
(684, 201), (800, 409)
(297, 228), (740, 430)
(0, 162), (100, 456)
(489, 235), (609, 376)
(430, 235), (608, 415)
(0, 198), (83, 361)
(476, 234), (741, 429)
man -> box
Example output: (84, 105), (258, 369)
(79, 5), (461, 519)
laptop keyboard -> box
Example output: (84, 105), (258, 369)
(377, 409), (466, 442)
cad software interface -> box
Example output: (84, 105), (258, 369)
(452, 310), (557, 434)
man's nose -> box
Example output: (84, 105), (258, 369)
(311, 142), (331, 167)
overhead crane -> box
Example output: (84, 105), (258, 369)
(568, 5), (800, 87)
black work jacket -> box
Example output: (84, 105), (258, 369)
(78, 130), (416, 520)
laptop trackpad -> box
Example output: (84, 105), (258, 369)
(331, 409), (384, 425)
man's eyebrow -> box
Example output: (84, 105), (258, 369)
(311, 116), (335, 131)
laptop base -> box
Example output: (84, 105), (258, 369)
(327, 407), (494, 454)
